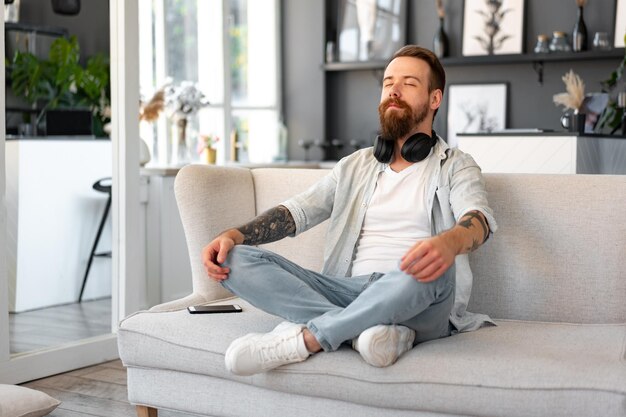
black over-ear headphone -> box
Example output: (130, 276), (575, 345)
(373, 130), (437, 163)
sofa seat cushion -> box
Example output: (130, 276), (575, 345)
(118, 300), (626, 417)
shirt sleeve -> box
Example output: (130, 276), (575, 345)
(447, 152), (498, 234)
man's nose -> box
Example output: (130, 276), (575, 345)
(388, 85), (400, 98)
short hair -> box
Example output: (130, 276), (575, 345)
(388, 45), (446, 95)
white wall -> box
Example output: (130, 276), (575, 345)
(7, 140), (112, 312)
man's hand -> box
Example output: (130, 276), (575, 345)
(399, 235), (456, 283)
(201, 229), (243, 281)
(400, 210), (490, 283)
(201, 205), (296, 282)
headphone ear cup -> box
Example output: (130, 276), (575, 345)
(373, 135), (394, 163)
(400, 132), (437, 162)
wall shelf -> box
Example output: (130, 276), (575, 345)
(323, 48), (624, 71)
(323, 60), (388, 72)
(323, 48), (624, 84)
(442, 49), (624, 66)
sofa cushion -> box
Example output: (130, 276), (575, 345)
(118, 301), (626, 417)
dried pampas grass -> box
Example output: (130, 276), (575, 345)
(436, 0), (445, 18)
(553, 70), (585, 112)
(140, 89), (165, 122)
(576, 0), (587, 7)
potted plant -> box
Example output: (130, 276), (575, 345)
(9, 35), (110, 136)
(197, 134), (219, 164)
(595, 34), (626, 134)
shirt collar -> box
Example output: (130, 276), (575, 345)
(434, 135), (450, 160)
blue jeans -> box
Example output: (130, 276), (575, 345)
(221, 246), (454, 352)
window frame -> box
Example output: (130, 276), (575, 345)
(139, 0), (283, 165)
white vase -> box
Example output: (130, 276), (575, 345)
(139, 138), (151, 166)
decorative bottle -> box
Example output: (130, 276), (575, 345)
(572, 6), (588, 52)
(433, 17), (449, 59)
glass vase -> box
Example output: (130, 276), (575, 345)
(572, 6), (588, 52)
(433, 18), (449, 59)
(172, 117), (190, 166)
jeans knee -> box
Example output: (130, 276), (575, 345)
(223, 245), (260, 268)
(219, 246), (263, 290)
(375, 270), (450, 305)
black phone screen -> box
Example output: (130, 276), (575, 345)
(187, 304), (243, 314)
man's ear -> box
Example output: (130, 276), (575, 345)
(430, 89), (443, 111)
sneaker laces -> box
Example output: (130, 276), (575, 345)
(257, 331), (304, 363)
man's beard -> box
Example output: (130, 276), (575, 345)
(378, 98), (429, 140)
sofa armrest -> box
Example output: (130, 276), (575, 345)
(173, 164), (255, 304)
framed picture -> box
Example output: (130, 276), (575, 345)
(462, 0), (525, 56)
(447, 83), (508, 147)
(336, 0), (407, 62)
(615, 0), (626, 48)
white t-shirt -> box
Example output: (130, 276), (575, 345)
(350, 161), (432, 276)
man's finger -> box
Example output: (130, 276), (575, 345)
(400, 242), (430, 270)
(207, 272), (228, 281)
(409, 258), (440, 279)
(417, 263), (448, 283)
(205, 262), (229, 274)
(217, 244), (231, 264)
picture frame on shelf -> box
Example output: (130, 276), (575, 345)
(335, 0), (407, 62)
(615, 0), (626, 48)
(462, 0), (525, 56)
(447, 83), (508, 148)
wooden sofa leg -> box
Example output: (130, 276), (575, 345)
(136, 405), (158, 417)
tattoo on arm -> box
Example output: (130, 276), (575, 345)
(237, 205), (296, 246)
(467, 238), (481, 253)
(458, 210), (490, 246)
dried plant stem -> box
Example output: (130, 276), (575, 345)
(140, 89), (165, 122)
(436, 0), (445, 18)
(553, 69), (585, 112)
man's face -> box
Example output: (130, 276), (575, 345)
(378, 56), (437, 140)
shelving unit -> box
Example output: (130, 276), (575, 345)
(319, 1), (624, 159)
(324, 48), (624, 75)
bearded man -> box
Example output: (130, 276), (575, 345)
(202, 45), (497, 376)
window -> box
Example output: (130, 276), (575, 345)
(139, 0), (282, 165)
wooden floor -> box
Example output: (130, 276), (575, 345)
(11, 300), (194, 415)
(10, 298), (113, 354)
(22, 360), (193, 417)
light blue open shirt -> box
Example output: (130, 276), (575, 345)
(281, 136), (498, 333)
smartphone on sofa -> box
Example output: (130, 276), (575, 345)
(187, 304), (243, 314)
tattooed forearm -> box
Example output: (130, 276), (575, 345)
(237, 205), (296, 246)
(468, 238), (481, 253)
(458, 210), (490, 244)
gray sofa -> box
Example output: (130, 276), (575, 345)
(118, 165), (626, 417)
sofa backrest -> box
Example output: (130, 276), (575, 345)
(175, 166), (626, 324)
(468, 174), (626, 324)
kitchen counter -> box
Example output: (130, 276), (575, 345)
(457, 132), (626, 174)
(141, 160), (337, 177)
(6, 135), (110, 141)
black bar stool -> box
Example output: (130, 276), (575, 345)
(79, 177), (112, 302)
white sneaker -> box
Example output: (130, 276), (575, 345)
(352, 325), (416, 367)
(225, 322), (310, 376)
(271, 321), (306, 334)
